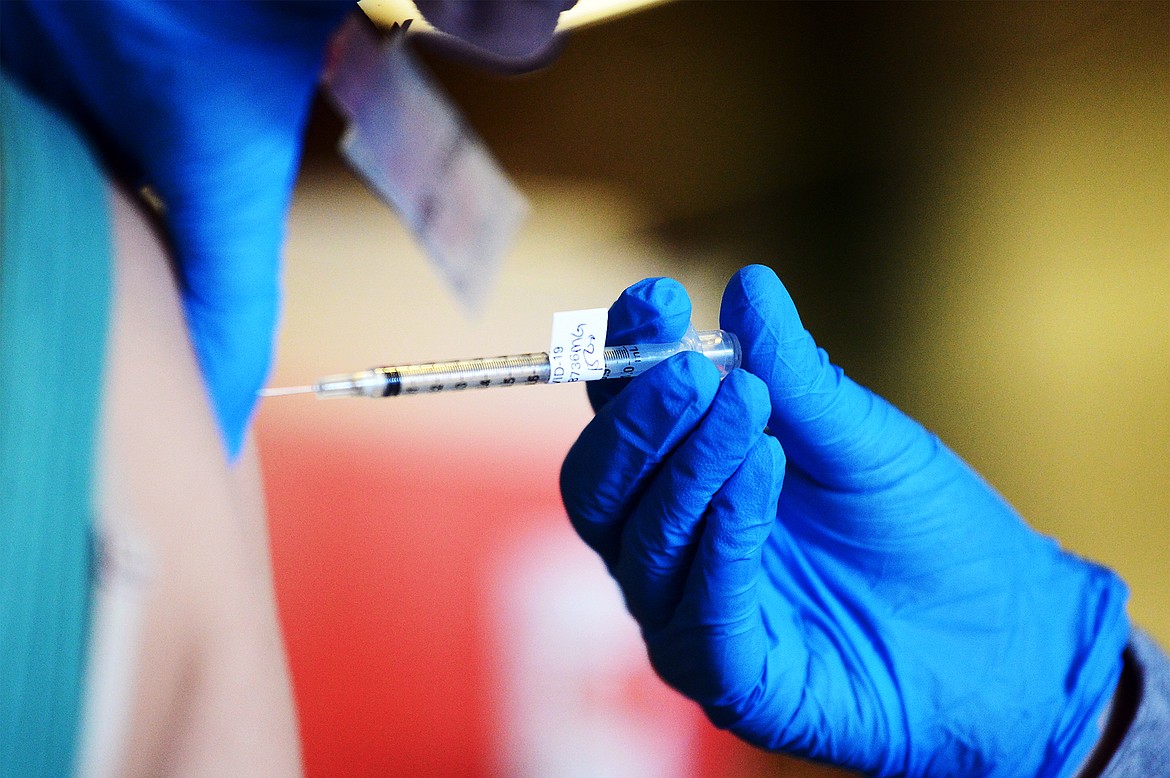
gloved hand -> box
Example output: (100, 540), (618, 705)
(561, 265), (1130, 777)
(1, 0), (576, 458)
(1, 0), (355, 458)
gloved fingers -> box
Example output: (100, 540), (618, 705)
(587, 277), (693, 413)
(161, 129), (304, 459)
(680, 434), (786, 629)
(615, 369), (772, 631)
(721, 265), (934, 491)
(561, 351), (721, 570)
(644, 434), (789, 710)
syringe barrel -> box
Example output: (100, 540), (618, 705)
(307, 329), (741, 399)
(378, 353), (550, 396)
(313, 353), (550, 398)
(601, 329), (741, 380)
(686, 328), (741, 377)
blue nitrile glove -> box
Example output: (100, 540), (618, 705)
(0, 0), (355, 457)
(1, 1), (575, 458)
(561, 265), (1131, 777)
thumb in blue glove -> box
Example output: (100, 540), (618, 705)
(562, 265), (1130, 777)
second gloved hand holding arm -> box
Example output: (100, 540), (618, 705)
(0, 0), (571, 458)
(560, 265), (1129, 777)
(0, 0), (357, 457)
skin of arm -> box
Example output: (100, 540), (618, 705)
(92, 183), (298, 776)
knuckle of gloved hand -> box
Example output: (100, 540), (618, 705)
(617, 350), (718, 429)
(609, 277), (691, 342)
(702, 438), (784, 557)
(598, 353), (719, 472)
(715, 369), (772, 431)
(655, 350), (722, 411)
(586, 378), (620, 413)
(685, 375), (775, 489)
(564, 355), (718, 510)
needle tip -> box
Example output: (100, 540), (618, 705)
(258, 385), (315, 398)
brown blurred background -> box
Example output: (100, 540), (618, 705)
(258, 2), (1169, 775)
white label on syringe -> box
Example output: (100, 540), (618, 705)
(548, 309), (608, 383)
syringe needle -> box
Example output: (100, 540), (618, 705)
(258, 385), (316, 397)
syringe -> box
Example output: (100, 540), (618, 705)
(260, 328), (740, 399)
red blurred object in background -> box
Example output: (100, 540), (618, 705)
(258, 408), (849, 778)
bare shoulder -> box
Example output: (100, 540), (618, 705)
(88, 184), (300, 777)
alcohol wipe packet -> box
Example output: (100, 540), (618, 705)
(322, 12), (529, 312)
